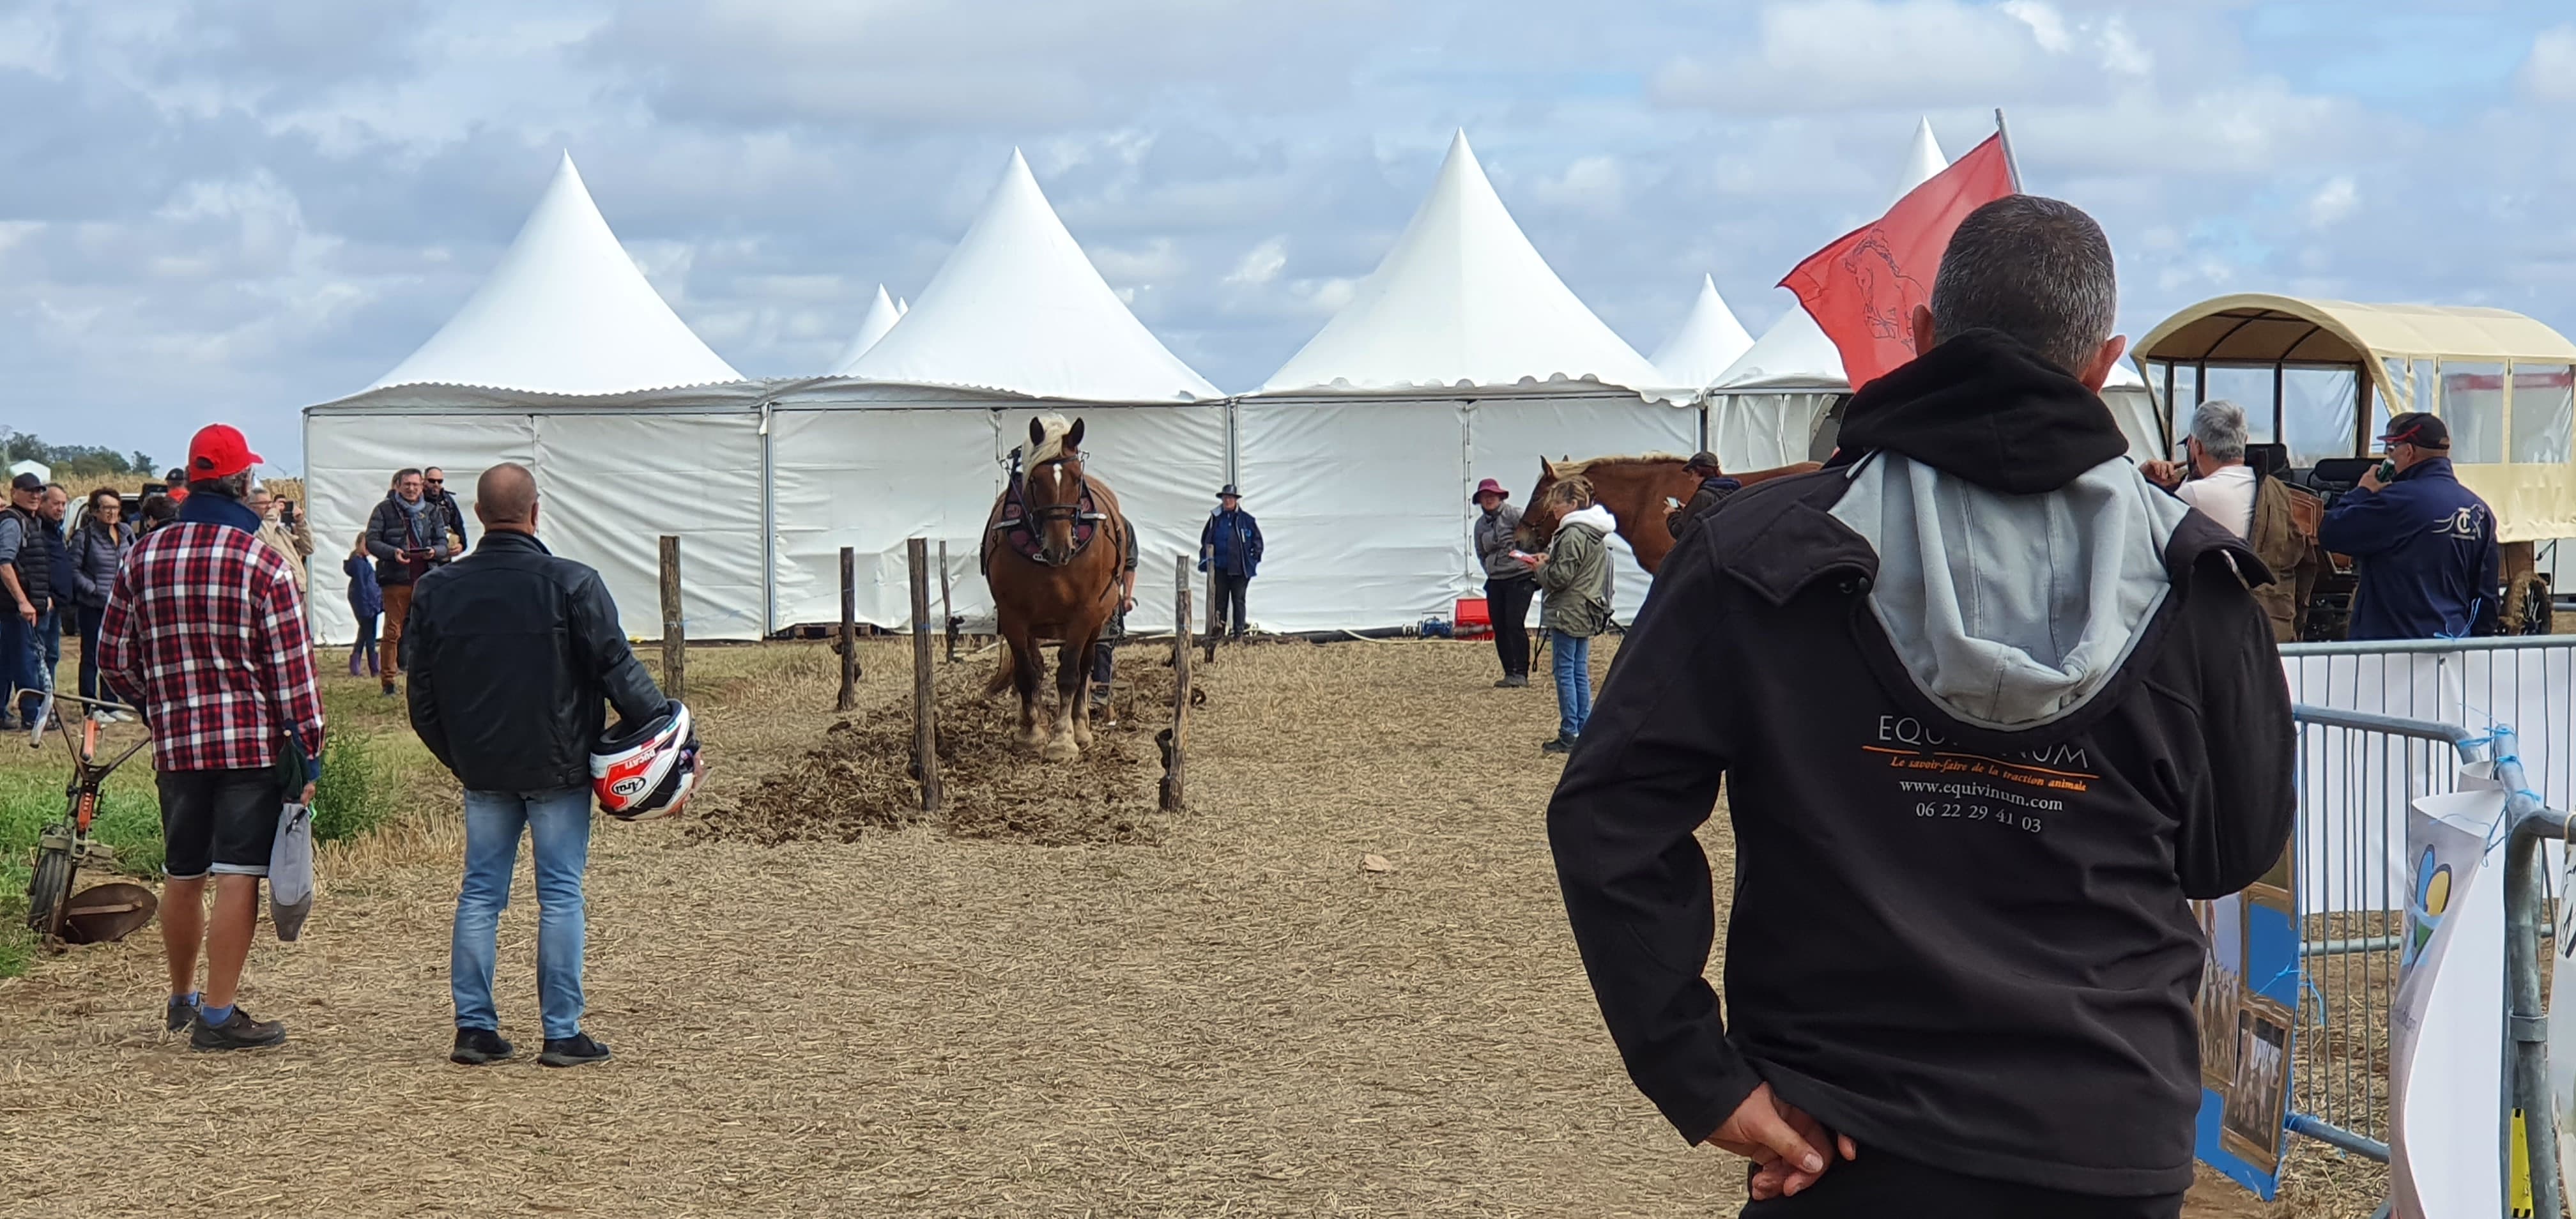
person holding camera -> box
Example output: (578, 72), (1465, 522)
(365, 468), (452, 696)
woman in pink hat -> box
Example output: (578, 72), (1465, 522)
(1471, 478), (1534, 687)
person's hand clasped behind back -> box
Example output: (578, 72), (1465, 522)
(1709, 1083), (1858, 1200)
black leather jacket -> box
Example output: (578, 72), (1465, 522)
(406, 530), (665, 793)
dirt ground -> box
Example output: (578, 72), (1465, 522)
(0, 638), (2343, 1216)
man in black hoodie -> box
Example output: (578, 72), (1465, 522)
(1549, 196), (2294, 1216)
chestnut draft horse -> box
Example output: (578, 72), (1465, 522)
(1518, 454), (1820, 575)
(981, 415), (1132, 761)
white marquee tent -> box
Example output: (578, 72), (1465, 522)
(303, 153), (767, 647)
(1650, 274), (1755, 395)
(827, 285), (905, 372)
(770, 149), (1228, 634)
(1239, 131), (1690, 632)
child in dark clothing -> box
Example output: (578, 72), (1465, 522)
(345, 533), (383, 677)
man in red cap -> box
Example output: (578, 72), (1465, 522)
(99, 423), (325, 1050)
(1472, 477), (1535, 686)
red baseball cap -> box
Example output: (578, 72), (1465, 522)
(187, 424), (264, 480)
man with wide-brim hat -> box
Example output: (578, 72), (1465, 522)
(1472, 477), (1536, 686)
(1198, 484), (1263, 641)
(2320, 411), (2501, 640)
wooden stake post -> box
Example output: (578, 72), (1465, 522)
(908, 539), (942, 813)
(837, 545), (859, 711)
(1163, 555), (1191, 811)
(1202, 564), (1219, 664)
(658, 535), (686, 702)
(939, 540), (956, 663)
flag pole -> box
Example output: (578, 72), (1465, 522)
(1994, 107), (2025, 194)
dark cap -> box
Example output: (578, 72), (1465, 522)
(9, 473), (41, 493)
(2379, 412), (2450, 451)
(1683, 451), (1722, 473)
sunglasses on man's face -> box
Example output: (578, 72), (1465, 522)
(425, 478), (443, 486)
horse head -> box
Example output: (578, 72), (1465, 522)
(1519, 456), (1575, 549)
(1023, 415), (1089, 566)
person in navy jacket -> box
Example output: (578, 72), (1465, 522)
(2319, 412), (2500, 640)
(1197, 485), (1262, 640)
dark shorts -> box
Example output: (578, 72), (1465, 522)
(157, 768), (282, 881)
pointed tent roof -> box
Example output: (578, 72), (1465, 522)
(1713, 119), (1950, 392)
(1258, 131), (1663, 395)
(829, 285), (904, 373)
(845, 150), (1218, 402)
(369, 154), (740, 394)
(1651, 275), (1756, 391)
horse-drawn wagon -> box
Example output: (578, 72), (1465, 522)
(2133, 293), (2576, 636)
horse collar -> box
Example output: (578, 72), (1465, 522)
(995, 467), (1103, 566)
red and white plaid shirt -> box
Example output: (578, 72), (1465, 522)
(99, 514), (325, 774)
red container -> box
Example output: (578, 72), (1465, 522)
(1455, 597), (1492, 637)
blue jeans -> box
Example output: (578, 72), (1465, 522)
(36, 604), (59, 680)
(1551, 629), (1593, 739)
(453, 786), (593, 1040)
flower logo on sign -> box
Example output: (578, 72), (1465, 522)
(2405, 846), (2453, 967)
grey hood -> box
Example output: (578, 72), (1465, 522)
(1828, 452), (2192, 732)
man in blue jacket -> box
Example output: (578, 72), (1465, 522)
(1198, 484), (1262, 641)
(2319, 413), (2499, 640)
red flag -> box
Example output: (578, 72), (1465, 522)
(1779, 132), (2018, 390)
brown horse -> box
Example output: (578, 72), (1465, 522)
(1518, 454), (1820, 574)
(981, 415), (1131, 761)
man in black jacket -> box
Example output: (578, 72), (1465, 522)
(1548, 197), (2294, 1215)
(422, 466), (471, 553)
(408, 463), (670, 1070)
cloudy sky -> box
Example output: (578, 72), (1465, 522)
(3, 0), (2573, 471)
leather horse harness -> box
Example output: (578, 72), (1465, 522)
(985, 445), (1121, 573)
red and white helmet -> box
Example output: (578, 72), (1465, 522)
(591, 701), (701, 821)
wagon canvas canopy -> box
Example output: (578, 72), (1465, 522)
(2134, 293), (2576, 541)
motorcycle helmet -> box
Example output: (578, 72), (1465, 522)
(591, 700), (702, 820)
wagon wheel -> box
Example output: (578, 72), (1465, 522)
(24, 822), (76, 941)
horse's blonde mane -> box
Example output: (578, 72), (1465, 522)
(1547, 452), (1690, 479)
(1027, 414), (1075, 465)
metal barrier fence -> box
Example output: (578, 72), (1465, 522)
(2285, 705), (2483, 1167)
(2281, 702), (2570, 1216)
(2282, 636), (2576, 818)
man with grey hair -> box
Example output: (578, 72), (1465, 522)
(1550, 196), (2293, 1213)
(2145, 401), (2313, 641)
(2147, 399), (2257, 535)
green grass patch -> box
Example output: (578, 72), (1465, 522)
(312, 731), (394, 843)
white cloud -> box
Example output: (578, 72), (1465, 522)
(1086, 237), (1186, 284)
(0, 3), (65, 77)
(1653, 1), (2055, 112)
(2000, 0), (2069, 54)
(2096, 15), (2150, 77)
(1224, 236), (1288, 286)
(1528, 155), (1629, 218)
(2518, 26), (2576, 102)
(2307, 176), (2358, 227)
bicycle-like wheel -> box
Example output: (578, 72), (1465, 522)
(24, 824), (75, 940)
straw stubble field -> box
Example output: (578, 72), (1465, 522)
(1, 637), (2325, 1216)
